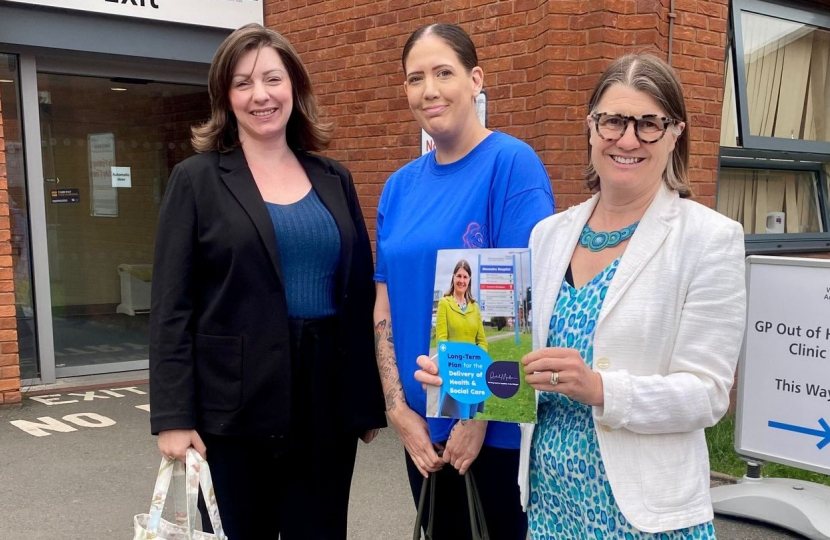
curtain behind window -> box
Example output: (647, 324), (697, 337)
(717, 168), (821, 234)
(742, 12), (830, 143)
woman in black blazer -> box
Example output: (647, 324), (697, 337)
(149, 23), (385, 540)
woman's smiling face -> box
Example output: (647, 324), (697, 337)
(229, 46), (293, 145)
(403, 35), (482, 144)
(453, 268), (470, 295)
(587, 83), (684, 196)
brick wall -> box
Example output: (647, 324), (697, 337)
(264, 0), (729, 240)
(0, 85), (21, 407)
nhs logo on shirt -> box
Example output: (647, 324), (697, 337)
(463, 222), (489, 248)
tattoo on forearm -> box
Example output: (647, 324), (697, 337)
(384, 388), (398, 411)
(375, 318), (403, 412)
(374, 320), (385, 354)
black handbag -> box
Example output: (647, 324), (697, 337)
(412, 470), (490, 540)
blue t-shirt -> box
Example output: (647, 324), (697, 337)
(374, 132), (555, 448)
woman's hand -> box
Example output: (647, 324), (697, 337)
(443, 420), (487, 475)
(158, 429), (206, 461)
(360, 429), (380, 444)
(523, 347), (604, 406)
(414, 354), (441, 389)
(388, 406), (444, 478)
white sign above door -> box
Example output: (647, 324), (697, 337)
(5, 0), (263, 31)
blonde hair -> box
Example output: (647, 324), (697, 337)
(191, 23), (332, 153)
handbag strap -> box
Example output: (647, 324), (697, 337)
(413, 472), (437, 540)
(146, 455), (179, 535)
(185, 448), (226, 539)
(464, 471), (490, 540)
(145, 450), (227, 539)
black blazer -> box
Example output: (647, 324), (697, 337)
(149, 147), (385, 438)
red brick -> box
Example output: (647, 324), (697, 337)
(680, 71), (706, 86)
(697, 2), (724, 18)
(572, 12), (618, 30)
(710, 18), (727, 33)
(0, 365), (19, 379)
(0, 378), (19, 392)
(682, 12), (709, 29)
(617, 14), (659, 29)
(548, 0), (584, 14)
(706, 74), (724, 88)
(672, 55), (695, 70)
(546, 15), (571, 30)
(604, 0), (637, 14)
(695, 57), (720, 73)
(692, 113), (716, 128)
(696, 29), (722, 46)
(674, 0), (698, 11)
(636, 0), (661, 12)
(683, 42), (707, 57)
(0, 353), (17, 367)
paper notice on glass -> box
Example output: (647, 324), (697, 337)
(111, 167), (132, 188)
(88, 133), (118, 217)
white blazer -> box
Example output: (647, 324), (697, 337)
(519, 185), (746, 533)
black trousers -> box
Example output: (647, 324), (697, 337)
(199, 317), (359, 540)
(405, 444), (528, 540)
(199, 432), (357, 539)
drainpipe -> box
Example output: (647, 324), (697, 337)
(668, 0), (676, 66)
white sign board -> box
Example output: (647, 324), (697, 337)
(422, 92), (487, 156)
(111, 167), (132, 188)
(5, 0), (263, 31)
(736, 256), (830, 475)
(88, 133), (118, 217)
(479, 264), (515, 317)
(478, 250), (528, 319)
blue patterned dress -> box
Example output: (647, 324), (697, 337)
(528, 258), (716, 539)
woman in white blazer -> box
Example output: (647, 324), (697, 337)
(417, 53), (746, 538)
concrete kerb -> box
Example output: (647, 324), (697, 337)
(20, 370), (149, 397)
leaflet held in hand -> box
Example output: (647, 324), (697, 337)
(426, 248), (536, 424)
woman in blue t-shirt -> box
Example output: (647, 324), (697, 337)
(372, 23), (555, 540)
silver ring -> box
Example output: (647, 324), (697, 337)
(550, 371), (559, 386)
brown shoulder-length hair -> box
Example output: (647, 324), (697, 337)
(584, 53), (691, 198)
(191, 23), (332, 153)
(444, 260), (476, 304)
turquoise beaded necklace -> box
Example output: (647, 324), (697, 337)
(579, 221), (639, 252)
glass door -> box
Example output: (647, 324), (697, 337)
(36, 72), (208, 376)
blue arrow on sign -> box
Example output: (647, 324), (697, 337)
(768, 418), (830, 449)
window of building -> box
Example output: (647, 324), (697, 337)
(718, 0), (830, 252)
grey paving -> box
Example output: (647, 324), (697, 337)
(0, 377), (807, 539)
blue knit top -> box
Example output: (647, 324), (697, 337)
(265, 189), (341, 318)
